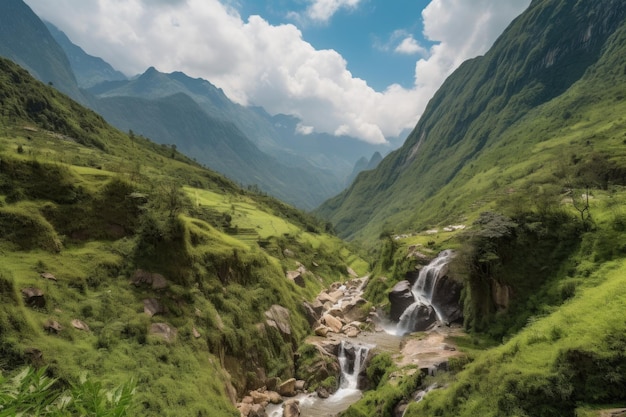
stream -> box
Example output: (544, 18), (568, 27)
(265, 250), (461, 417)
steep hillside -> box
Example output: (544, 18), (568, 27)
(0, 0), (85, 103)
(45, 21), (127, 88)
(93, 88), (341, 209)
(317, 0), (626, 241)
(0, 57), (368, 416)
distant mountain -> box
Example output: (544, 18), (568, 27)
(44, 21), (127, 88)
(89, 67), (400, 185)
(345, 151), (383, 186)
(317, 0), (626, 240)
(94, 91), (341, 209)
(0, 0), (85, 103)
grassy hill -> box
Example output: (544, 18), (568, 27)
(317, 0), (626, 242)
(0, 56), (369, 416)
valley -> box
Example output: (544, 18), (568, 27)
(2, 0), (626, 416)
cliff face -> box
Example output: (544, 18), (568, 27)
(317, 0), (626, 241)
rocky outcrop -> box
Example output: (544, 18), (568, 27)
(143, 298), (167, 317)
(265, 305), (291, 337)
(131, 269), (167, 289)
(149, 323), (177, 342)
(277, 378), (297, 397)
(283, 399), (301, 417)
(22, 288), (45, 308)
(389, 281), (415, 321)
(491, 279), (512, 312)
(430, 275), (463, 324)
(286, 270), (305, 288)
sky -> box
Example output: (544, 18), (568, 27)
(24, 0), (531, 144)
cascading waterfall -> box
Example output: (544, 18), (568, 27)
(397, 250), (455, 335)
(338, 341), (372, 390)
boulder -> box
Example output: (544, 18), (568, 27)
(39, 272), (57, 281)
(346, 267), (358, 278)
(131, 269), (168, 289)
(250, 390), (270, 405)
(400, 304), (437, 333)
(143, 298), (167, 317)
(316, 387), (330, 399)
(22, 288), (45, 308)
(321, 314), (342, 333)
(237, 402), (252, 416)
(295, 380), (306, 391)
(344, 326), (360, 338)
(44, 319), (62, 333)
(192, 327), (201, 338)
(149, 323), (177, 342)
(71, 319), (90, 332)
(266, 391), (282, 404)
(314, 325), (330, 337)
(327, 289), (344, 303)
(283, 249), (295, 258)
(286, 271), (305, 288)
(278, 378), (297, 397)
(266, 377), (281, 392)
(302, 301), (322, 326)
(388, 281), (415, 321)
(248, 403), (267, 417)
(265, 305), (291, 336)
(341, 297), (370, 323)
(283, 399), (300, 417)
(430, 275), (463, 324)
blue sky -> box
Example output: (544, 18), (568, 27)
(25, 0), (530, 143)
(234, 0), (433, 90)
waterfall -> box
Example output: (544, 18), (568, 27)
(338, 341), (372, 390)
(397, 250), (455, 334)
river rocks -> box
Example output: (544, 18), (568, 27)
(265, 305), (292, 337)
(283, 399), (301, 417)
(250, 390), (271, 404)
(302, 301), (323, 326)
(22, 287), (45, 308)
(248, 404), (267, 417)
(389, 281), (415, 321)
(341, 297), (369, 323)
(277, 378), (297, 397)
(321, 314), (343, 333)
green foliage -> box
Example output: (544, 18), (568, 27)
(0, 366), (135, 417)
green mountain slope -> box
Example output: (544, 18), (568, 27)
(44, 21), (127, 88)
(317, 0), (626, 241)
(93, 88), (342, 209)
(0, 56), (368, 416)
(0, 0), (85, 104)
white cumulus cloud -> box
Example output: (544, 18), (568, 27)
(394, 35), (427, 55)
(24, 0), (530, 144)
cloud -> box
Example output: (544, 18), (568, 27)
(304, 0), (363, 23)
(394, 35), (427, 56)
(24, 0), (530, 144)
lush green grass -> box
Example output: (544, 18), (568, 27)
(406, 256), (626, 417)
(0, 56), (371, 416)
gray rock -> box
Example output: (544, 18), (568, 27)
(388, 281), (415, 321)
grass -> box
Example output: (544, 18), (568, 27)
(0, 57), (371, 416)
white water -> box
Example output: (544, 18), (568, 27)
(266, 341), (374, 417)
(396, 250), (455, 335)
(338, 340), (372, 389)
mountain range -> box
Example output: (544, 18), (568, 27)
(0, 0), (399, 210)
